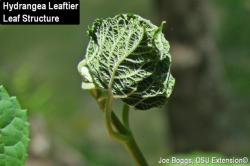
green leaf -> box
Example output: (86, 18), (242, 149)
(78, 14), (175, 110)
(0, 85), (30, 166)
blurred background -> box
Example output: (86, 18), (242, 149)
(0, 0), (250, 165)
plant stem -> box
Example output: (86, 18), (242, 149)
(90, 89), (149, 166)
(111, 112), (128, 134)
(124, 134), (149, 166)
(105, 90), (127, 141)
(89, 89), (127, 134)
(121, 104), (148, 166)
(122, 104), (130, 129)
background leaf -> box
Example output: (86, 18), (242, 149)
(0, 85), (29, 166)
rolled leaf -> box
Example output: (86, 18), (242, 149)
(78, 14), (175, 110)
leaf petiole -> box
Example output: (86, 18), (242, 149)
(122, 104), (130, 129)
(105, 90), (127, 142)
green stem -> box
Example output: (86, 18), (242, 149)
(111, 112), (128, 134)
(104, 90), (127, 142)
(121, 104), (148, 166)
(122, 104), (130, 129)
(124, 134), (149, 166)
(89, 89), (127, 134)
(90, 89), (148, 166)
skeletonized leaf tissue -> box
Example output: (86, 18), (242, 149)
(78, 14), (175, 110)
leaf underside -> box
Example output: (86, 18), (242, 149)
(0, 86), (29, 166)
(78, 14), (175, 110)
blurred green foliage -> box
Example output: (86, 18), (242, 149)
(214, 0), (250, 98)
(213, 0), (250, 154)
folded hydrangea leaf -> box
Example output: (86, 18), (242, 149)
(78, 14), (175, 110)
(0, 86), (30, 166)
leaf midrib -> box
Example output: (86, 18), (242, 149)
(108, 28), (144, 89)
